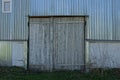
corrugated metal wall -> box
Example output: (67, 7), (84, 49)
(87, 0), (113, 40)
(112, 0), (120, 40)
(0, 0), (120, 40)
(0, 0), (29, 40)
(13, 0), (29, 40)
(30, 0), (86, 16)
(30, 0), (120, 40)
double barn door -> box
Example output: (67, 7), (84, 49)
(29, 17), (85, 71)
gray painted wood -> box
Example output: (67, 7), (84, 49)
(29, 21), (52, 71)
(12, 42), (25, 67)
(89, 43), (120, 68)
(0, 41), (27, 68)
(29, 17), (84, 71)
(53, 17), (85, 70)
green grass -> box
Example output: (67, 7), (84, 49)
(0, 67), (120, 80)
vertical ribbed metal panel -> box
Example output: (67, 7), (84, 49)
(112, 0), (120, 40)
(86, 0), (113, 40)
(30, 0), (86, 16)
(0, 0), (12, 40)
(30, 0), (120, 40)
(86, 0), (120, 40)
(1, 0), (120, 40)
(13, 0), (29, 40)
(0, 0), (29, 40)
